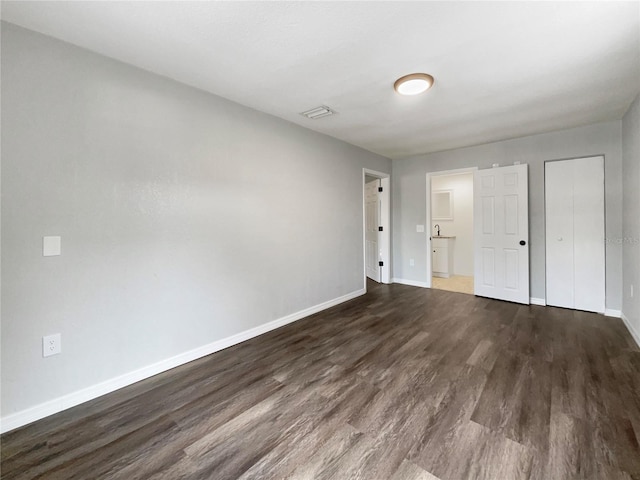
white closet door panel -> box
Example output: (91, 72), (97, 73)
(573, 156), (605, 313)
(545, 160), (574, 309)
(545, 156), (605, 313)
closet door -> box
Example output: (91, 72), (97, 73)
(545, 156), (605, 313)
(572, 157), (605, 312)
(545, 160), (575, 308)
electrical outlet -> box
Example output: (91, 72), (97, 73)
(409, 258), (415, 267)
(43, 333), (61, 357)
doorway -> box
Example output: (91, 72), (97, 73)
(363, 169), (390, 287)
(426, 165), (530, 303)
(426, 168), (475, 295)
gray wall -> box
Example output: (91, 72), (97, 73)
(392, 121), (623, 308)
(622, 94), (640, 337)
(0, 23), (390, 417)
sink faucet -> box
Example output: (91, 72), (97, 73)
(434, 224), (440, 236)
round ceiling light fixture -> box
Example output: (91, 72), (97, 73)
(394, 73), (434, 96)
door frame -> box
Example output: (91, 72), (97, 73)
(363, 169), (391, 289)
(426, 167), (477, 288)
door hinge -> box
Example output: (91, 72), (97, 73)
(378, 226), (383, 232)
(378, 186), (383, 192)
(378, 261), (384, 267)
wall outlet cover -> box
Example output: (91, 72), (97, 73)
(43, 333), (61, 357)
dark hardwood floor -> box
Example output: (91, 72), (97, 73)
(2, 281), (640, 479)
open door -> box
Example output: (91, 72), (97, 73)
(363, 171), (390, 284)
(365, 178), (381, 282)
(473, 164), (529, 304)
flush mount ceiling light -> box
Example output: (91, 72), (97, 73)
(394, 73), (434, 96)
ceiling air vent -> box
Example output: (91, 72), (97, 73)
(300, 105), (336, 120)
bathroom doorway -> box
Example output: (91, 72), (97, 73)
(426, 169), (475, 295)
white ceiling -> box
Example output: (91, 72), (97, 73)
(2, 1), (639, 159)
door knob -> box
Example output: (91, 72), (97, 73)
(519, 240), (526, 246)
(558, 237), (563, 241)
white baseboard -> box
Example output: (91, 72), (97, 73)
(604, 309), (622, 318)
(621, 312), (640, 348)
(530, 297), (546, 306)
(392, 277), (429, 288)
(0, 288), (365, 434)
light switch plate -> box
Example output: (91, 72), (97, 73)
(43, 236), (61, 256)
(416, 225), (425, 233)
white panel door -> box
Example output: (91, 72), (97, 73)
(545, 156), (605, 313)
(474, 164), (530, 304)
(365, 179), (381, 282)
